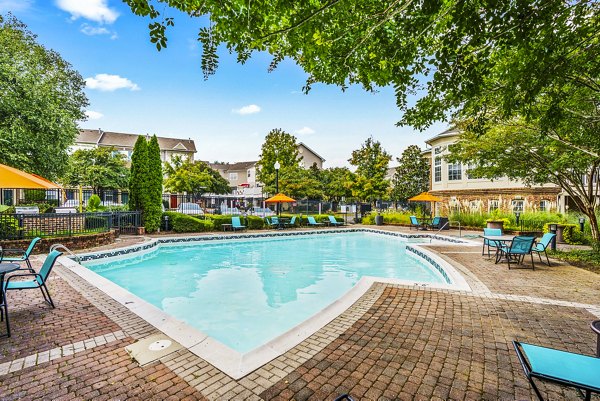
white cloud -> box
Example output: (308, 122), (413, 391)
(85, 74), (140, 91)
(232, 104), (261, 115)
(295, 126), (316, 135)
(0, 0), (33, 12)
(55, 0), (119, 24)
(80, 23), (117, 39)
(85, 110), (104, 120)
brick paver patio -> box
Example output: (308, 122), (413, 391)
(1, 227), (599, 400)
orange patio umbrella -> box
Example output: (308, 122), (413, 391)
(265, 193), (296, 216)
(408, 192), (443, 217)
(0, 163), (61, 189)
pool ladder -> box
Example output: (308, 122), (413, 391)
(429, 221), (462, 243)
(49, 244), (81, 263)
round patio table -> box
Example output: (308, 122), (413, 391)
(590, 320), (600, 357)
(0, 263), (20, 337)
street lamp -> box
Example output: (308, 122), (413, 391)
(274, 161), (280, 215)
(549, 223), (558, 251)
(579, 217), (586, 233)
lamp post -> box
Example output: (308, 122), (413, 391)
(515, 212), (521, 230)
(579, 217), (586, 233)
(274, 161), (280, 216)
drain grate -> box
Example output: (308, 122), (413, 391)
(125, 334), (183, 365)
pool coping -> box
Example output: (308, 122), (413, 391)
(62, 228), (476, 379)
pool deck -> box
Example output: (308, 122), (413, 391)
(1, 226), (600, 400)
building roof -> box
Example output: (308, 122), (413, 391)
(424, 127), (460, 145)
(206, 161), (257, 172)
(298, 142), (326, 162)
(77, 129), (197, 153)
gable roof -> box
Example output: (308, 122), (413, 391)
(206, 161), (257, 172)
(298, 142), (325, 162)
(424, 127), (460, 145)
(77, 129), (197, 153)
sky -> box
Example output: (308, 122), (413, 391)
(2, 0), (448, 168)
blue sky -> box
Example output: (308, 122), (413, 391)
(3, 0), (447, 167)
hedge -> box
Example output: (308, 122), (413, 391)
(543, 223), (587, 245)
(171, 214), (214, 233)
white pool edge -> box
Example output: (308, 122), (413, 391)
(63, 229), (474, 379)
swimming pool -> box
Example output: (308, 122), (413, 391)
(86, 232), (450, 353)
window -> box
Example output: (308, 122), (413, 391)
(489, 200), (499, 212)
(434, 157), (442, 182)
(229, 172), (238, 181)
(512, 199), (524, 213)
(467, 163), (477, 179)
(469, 200), (481, 212)
(247, 170), (251, 178)
(539, 200), (550, 212)
(448, 162), (462, 181)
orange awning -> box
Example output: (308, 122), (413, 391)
(0, 163), (61, 189)
(408, 192), (442, 202)
(265, 193), (296, 203)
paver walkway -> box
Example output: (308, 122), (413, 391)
(1, 227), (599, 400)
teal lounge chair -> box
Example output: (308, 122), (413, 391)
(285, 216), (297, 228)
(5, 250), (62, 310)
(496, 236), (536, 269)
(514, 340), (600, 401)
(0, 237), (41, 272)
(266, 216), (279, 229)
(307, 216), (324, 227)
(231, 216), (246, 231)
(327, 215), (344, 227)
(429, 216), (441, 229)
(409, 216), (423, 230)
(482, 228), (502, 257)
(532, 233), (556, 266)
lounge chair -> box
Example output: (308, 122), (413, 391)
(513, 340), (600, 401)
(327, 215), (344, 227)
(429, 216), (441, 229)
(231, 216), (246, 231)
(482, 228), (502, 257)
(0, 237), (41, 272)
(307, 216), (324, 227)
(409, 216), (424, 230)
(285, 216), (297, 228)
(265, 216), (279, 229)
(496, 236), (536, 269)
(4, 250), (63, 309)
(532, 233), (556, 266)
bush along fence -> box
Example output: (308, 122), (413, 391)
(0, 211), (141, 240)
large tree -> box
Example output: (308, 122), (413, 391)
(0, 15), (87, 179)
(255, 129), (302, 195)
(348, 137), (391, 203)
(164, 158), (230, 196)
(321, 167), (354, 203)
(129, 136), (149, 212)
(391, 145), (430, 203)
(123, 1), (598, 132)
(62, 147), (129, 194)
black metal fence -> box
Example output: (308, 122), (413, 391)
(0, 188), (128, 208)
(0, 211), (141, 240)
(515, 218), (547, 234)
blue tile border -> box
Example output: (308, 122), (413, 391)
(405, 245), (451, 284)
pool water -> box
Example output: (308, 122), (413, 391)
(87, 232), (446, 353)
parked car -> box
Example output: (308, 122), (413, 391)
(177, 203), (204, 215)
(251, 207), (275, 217)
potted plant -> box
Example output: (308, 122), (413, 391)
(486, 210), (508, 230)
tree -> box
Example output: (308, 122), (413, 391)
(129, 136), (148, 212)
(255, 129), (301, 195)
(62, 147), (129, 194)
(123, 1), (598, 131)
(348, 137), (391, 203)
(0, 15), (87, 179)
(391, 145), (430, 203)
(279, 167), (324, 200)
(448, 116), (600, 244)
(321, 167), (354, 202)
(145, 135), (163, 233)
(164, 158), (230, 196)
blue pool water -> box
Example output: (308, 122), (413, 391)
(87, 232), (447, 353)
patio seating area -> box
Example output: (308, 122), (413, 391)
(0, 226), (599, 400)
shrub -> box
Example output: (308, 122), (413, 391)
(0, 216), (21, 239)
(23, 189), (46, 203)
(87, 195), (101, 212)
(542, 223), (588, 245)
(207, 215), (232, 231)
(171, 213), (213, 233)
(246, 215), (264, 229)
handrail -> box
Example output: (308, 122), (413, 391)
(430, 221), (450, 243)
(49, 244), (81, 263)
(450, 220), (462, 237)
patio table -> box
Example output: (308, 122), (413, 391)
(0, 262), (19, 337)
(482, 235), (514, 260)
